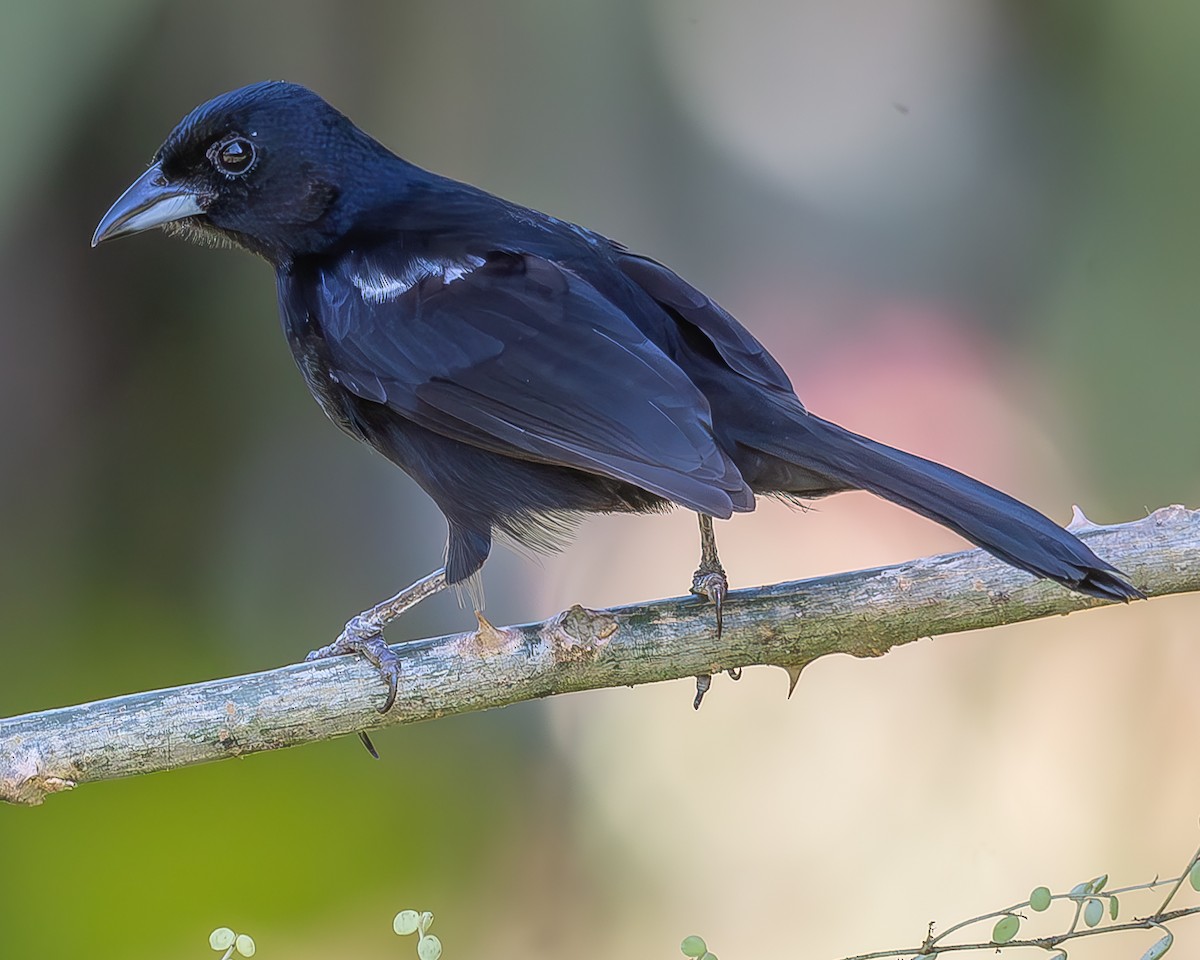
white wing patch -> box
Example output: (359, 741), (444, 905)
(351, 255), (486, 304)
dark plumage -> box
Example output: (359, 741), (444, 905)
(94, 82), (1142, 702)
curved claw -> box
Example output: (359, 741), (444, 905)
(691, 570), (728, 639)
(692, 665), (741, 709)
(358, 636), (401, 713)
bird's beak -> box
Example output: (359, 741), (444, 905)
(91, 162), (206, 247)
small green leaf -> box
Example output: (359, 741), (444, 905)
(394, 911), (420, 936)
(1084, 898), (1103, 928)
(1109, 895), (1119, 920)
(420, 911), (434, 934)
(992, 915), (1020, 944)
(1068, 881), (1089, 900)
(681, 936), (708, 958)
(1047, 952), (1067, 960)
(417, 933), (443, 960)
(1089, 874), (1108, 894)
(1189, 860), (1200, 892)
(701, 953), (718, 960)
(235, 934), (256, 957)
(210, 928), (236, 951)
(1029, 886), (1052, 911)
(1141, 930), (1173, 960)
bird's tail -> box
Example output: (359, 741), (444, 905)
(750, 410), (1143, 602)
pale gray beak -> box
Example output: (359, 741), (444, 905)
(91, 162), (206, 246)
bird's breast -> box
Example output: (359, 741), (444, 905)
(277, 296), (366, 441)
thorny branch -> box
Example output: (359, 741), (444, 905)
(1, 505), (1197, 806)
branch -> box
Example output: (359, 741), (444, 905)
(2, 504), (1197, 806)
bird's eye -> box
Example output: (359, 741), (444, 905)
(209, 136), (257, 177)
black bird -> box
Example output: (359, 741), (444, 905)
(94, 82), (1142, 709)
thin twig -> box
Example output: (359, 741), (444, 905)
(1154, 840), (1200, 915)
(840, 905), (1200, 959)
(841, 841), (1200, 960)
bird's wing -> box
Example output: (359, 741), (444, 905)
(308, 249), (751, 517)
(616, 253), (797, 396)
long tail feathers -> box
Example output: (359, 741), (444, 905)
(756, 413), (1143, 602)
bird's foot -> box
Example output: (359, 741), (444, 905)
(305, 568), (449, 717)
(306, 614), (402, 714)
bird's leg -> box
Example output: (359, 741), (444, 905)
(306, 567), (448, 713)
(690, 514), (733, 708)
(691, 514), (728, 637)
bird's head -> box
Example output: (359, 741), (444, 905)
(93, 81), (386, 263)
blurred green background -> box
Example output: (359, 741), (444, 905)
(2, 2), (1198, 958)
